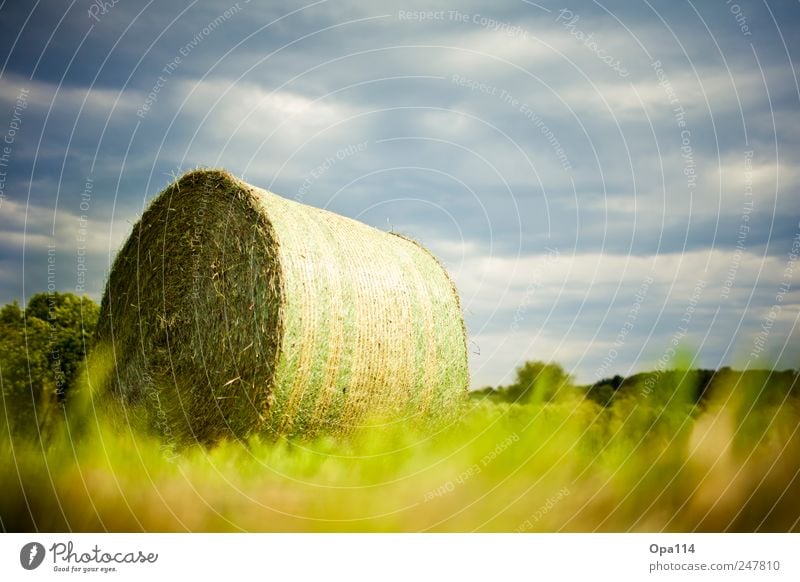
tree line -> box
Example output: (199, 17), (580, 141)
(1, 292), (796, 436)
(0, 292), (99, 434)
(472, 360), (799, 408)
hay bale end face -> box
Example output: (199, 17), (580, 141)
(96, 169), (468, 443)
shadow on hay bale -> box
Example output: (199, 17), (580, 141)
(96, 169), (468, 444)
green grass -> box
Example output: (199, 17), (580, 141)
(2, 351), (799, 532)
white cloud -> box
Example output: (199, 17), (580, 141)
(451, 247), (799, 385)
(0, 73), (141, 117)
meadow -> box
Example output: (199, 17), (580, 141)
(2, 346), (799, 532)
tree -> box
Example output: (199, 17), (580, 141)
(26, 292), (100, 398)
(0, 292), (99, 434)
(0, 308), (51, 432)
(0, 301), (23, 325)
(586, 375), (625, 407)
(502, 361), (572, 404)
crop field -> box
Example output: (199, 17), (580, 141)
(3, 347), (799, 532)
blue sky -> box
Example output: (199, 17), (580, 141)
(0, 0), (798, 386)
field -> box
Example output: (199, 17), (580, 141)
(2, 349), (799, 533)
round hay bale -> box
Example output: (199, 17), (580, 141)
(96, 169), (468, 443)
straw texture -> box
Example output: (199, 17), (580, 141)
(96, 169), (468, 443)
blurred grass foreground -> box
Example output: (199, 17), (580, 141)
(1, 293), (799, 532)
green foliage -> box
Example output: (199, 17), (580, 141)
(0, 301), (23, 325)
(584, 368), (794, 410)
(585, 374), (624, 407)
(470, 360), (574, 404)
(0, 305), (50, 431)
(26, 292), (100, 396)
(511, 360), (572, 403)
(0, 292), (99, 435)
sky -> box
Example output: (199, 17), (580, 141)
(0, 0), (798, 387)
